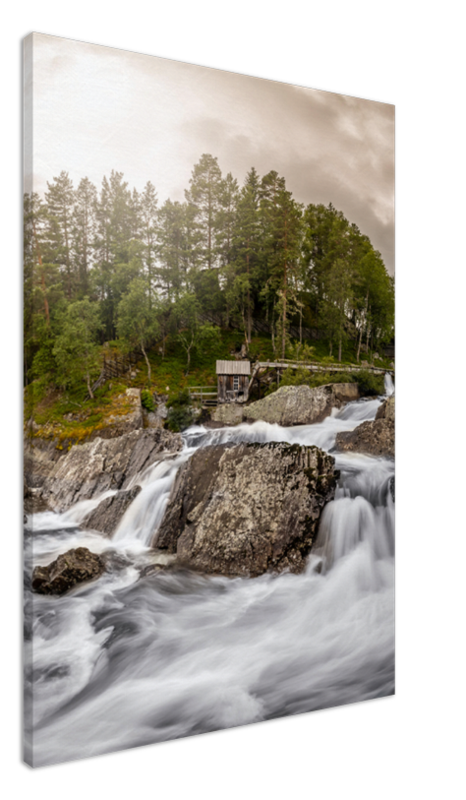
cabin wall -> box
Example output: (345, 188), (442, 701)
(217, 374), (250, 403)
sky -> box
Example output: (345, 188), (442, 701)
(26, 33), (395, 274)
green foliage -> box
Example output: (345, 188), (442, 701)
(166, 407), (195, 432)
(167, 388), (191, 408)
(53, 298), (101, 396)
(286, 341), (316, 362)
(166, 388), (194, 432)
(354, 369), (384, 396)
(141, 389), (155, 412)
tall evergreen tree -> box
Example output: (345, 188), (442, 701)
(45, 171), (75, 299)
(140, 181), (158, 305)
(72, 177), (97, 297)
(185, 154), (223, 270)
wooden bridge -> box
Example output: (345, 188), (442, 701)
(246, 360), (394, 401)
(187, 386), (218, 407)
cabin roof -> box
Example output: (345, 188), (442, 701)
(216, 360), (251, 375)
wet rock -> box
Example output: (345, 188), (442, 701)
(138, 563), (169, 579)
(24, 489), (50, 515)
(245, 383), (359, 426)
(389, 476), (395, 502)
(40, 428), (182, 513)
(32, 547), (105, 595)
(155, 441), (338, 577)
(81, 486), (142, 536)
(335, 406), (396, 458)
(100, 549), (133, 574)
(376, 396), (395, 422)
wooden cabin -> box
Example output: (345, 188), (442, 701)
(216, 360), (250, 404)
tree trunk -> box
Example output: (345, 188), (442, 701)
(33, 220), (50, 326)
(86, 371), (94, 400)
(141, 340), (151, 385)
(338, 336), (342, 362)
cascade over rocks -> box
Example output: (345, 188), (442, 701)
(244, 383), (359, 426)
(81, 486), (142, 536)
(335, 396), (395, 458)
(155, 441), (338, 577)
(39, 428), (182, 513)
(32, 547), (105, 595)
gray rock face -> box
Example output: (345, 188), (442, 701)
(24, 437), (66, 489)
(40, 428), (182, 512)
(88, 388), (143, 440)
(376, 396), (395, 422)
(245, 383), (359, 426)
(81, 486), (142, 535)
(335, 396), (395, 458)
(32, 547), (105, 595)
(210, 404), (245, 426)
(155, 442), (338, 577)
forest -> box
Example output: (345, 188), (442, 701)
(23, 153), (394, 398)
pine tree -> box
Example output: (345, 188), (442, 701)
(185, 154), (223, 270)
(45, 171), (75, 299)
(140, 181), (158, 305)
(72, 177), (97, 297)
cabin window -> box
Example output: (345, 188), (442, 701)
(233, 376), (239, 391)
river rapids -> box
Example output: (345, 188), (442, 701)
(24, 381), (395, 767)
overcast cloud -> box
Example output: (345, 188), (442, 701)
(27, 33), (395, 274)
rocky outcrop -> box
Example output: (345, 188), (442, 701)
(40, 428), (182, 513)
(88, 388), (144, 440)
(376, 396), (395, 423)
(210, 404), (245, 426)
(155, 442), (338, 577)
(24, 437), (66, 490)
(335, 396), (395, 458)
(24, 389), (145, 488)
(32, 547), (105, 595)
(81, 486), (142, 535)
(244, 383), (359, 426)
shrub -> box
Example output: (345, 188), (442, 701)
(166, 406), (195, 432)
(166, 389), (195, 432)
(354, 369), (384, 396)
(141, 389), (156, 413)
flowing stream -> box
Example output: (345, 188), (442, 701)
(24, 387), (395, 767)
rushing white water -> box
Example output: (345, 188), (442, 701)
(384, 373), (395, 396)
(25, 377), (395, 767)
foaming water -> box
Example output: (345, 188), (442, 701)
(25, 381), (395, 767)
(384, 373), (395, 396)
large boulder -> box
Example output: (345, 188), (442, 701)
(244, 383), (359, 426)
(80, 486), (142, 535)
(210, 404), (245, 426)
(155, 442), (338, 577)
(335, 396), (395, 458)
(40, 428), (182, 513)
(32, 547), (105, 595)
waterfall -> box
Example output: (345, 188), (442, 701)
(25, 394), (394, 768)
(384, 372), (395, 396)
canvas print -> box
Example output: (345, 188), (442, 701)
(23, 33), (395, 767)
